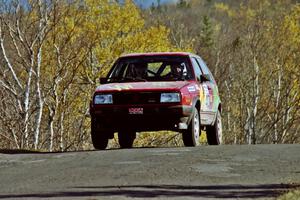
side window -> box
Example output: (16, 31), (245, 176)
(196, 58), (215, 83)
(191, 57), (202, 80)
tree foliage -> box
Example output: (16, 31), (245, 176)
(0, 0), (174, 151)
(146, 0), (300, 144)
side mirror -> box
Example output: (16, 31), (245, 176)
(199, 74), (210, 83)
(99, 77), (108, 84)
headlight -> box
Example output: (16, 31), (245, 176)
(160, 93), (180, 103)
(94, 94), (113, 104)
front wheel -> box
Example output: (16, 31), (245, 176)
(91, 118), (109, 150)
(118, 130), (136, 149)
(182, 107), (200, 147)
(206, 110), (222, 145)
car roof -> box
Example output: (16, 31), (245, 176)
(120, 52), (196, 58)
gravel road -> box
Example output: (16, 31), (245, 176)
(0, 144), (299, 200)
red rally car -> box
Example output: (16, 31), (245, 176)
(90, 52), (222, 149)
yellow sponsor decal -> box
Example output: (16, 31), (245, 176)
(199, 86), (205, 103)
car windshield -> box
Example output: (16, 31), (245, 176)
(107, 56), (193, 82)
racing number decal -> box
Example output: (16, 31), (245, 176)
(200, 83), (214, 111)
(203, 85), (210, 109)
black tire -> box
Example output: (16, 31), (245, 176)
(182, 107), (200, 147)
(91, 118), (109, 150)
(118, 130), (136, 149)
(207, 110), (222, 145)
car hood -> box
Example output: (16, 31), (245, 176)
(95, 81), (190, 92)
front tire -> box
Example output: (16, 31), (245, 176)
(118, 130), (136, 149)
(207, 110), (222, 145)
(182, 107), (200, 146)
(91, 118), (109, 150)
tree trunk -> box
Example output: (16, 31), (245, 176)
(273, 63), (282, 144)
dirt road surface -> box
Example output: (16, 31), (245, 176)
(0, 144), (299, 200)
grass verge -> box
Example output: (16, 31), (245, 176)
(277, 189), (300, 200)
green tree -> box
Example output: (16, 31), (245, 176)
(0, 0), (176, 151)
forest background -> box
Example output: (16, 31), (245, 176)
(0, 0), (299, 152)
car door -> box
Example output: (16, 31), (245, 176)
(190, 57), (213, 125)
(196, 57), (219, 124)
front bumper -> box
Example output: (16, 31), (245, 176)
(90, 104), (193, 132)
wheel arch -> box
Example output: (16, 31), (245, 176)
(211, 103), (222, 125)
(218, 103), (222, 113)
(195, 99), (201, 113)
(187, 97), (201, 126)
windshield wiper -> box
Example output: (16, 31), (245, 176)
(175, 77), (185, 81)
(119, 77), (147, 82)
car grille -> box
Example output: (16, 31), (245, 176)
(113, 92), (161, 105)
